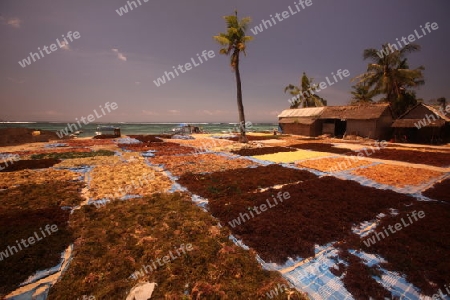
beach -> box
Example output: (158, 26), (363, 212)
(1, 131), (450, 299)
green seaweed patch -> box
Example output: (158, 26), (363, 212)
(31, 150), (116, 160)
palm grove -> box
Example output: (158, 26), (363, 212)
(214, 12), (432, 142)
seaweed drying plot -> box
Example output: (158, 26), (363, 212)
(342, 201), (450, 296)
(0, 181), (83, 297)
(290, 143), (355, 155)
(350, 163), (444, 188)
(349, 148), (450, 167)
(31, 150), (115, 160)
(150, 153), (257, 176)
(422, 178), (450, 203)
(225, 135), (282, 142)
(177, 164), (317, 199)
(118, 141), (197, 156)
(205, 176), (414, 263)
(48, 193), (306, 300)
(179, 165), (449, 298)
(0, 158), (61, 172)
(231, 146), (297, 156)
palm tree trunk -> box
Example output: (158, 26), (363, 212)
(234, 51), (248, 143)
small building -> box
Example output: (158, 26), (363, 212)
(319, 104), (394, 140)
(278, 104), (394, 140)
(391, 103), (450, 144)
(278, 107), (325, 136)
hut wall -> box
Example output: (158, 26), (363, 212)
(279, 119), (322, 136)
(375, 109), (394, 140)
(311, 120), (323, 136)
(322, 122), (335, 135)
(346, 120), (377, 139)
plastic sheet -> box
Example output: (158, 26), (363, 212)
(44, 143), (68, 148)
(5, 245), (74, 300)
(171, 135), (195, 140)
(115, 137), (142, 144)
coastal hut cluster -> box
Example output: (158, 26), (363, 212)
(278, 102), (450, 143)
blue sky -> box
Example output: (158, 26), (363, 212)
(1, 0), (449, 122)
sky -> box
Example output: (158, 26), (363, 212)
(1, 0), (449, 123)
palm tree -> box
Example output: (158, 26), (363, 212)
(356, 43), (424, 115)
(213, 10), (253, 143)
(350, 82), (375, 105)
(284, 72), (326, 108)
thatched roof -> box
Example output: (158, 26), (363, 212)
(278, 118), (317, 124)
(319, 104), (391, 120)
(392, 119), (446, 128)
(392, 103), (450, 128)
(278, 107), (325, 118)
(423, 104), (450, 122)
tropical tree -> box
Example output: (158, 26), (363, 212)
(355, 43), (424, 116)
(350, 82), (376, 105)
(284, 72), (327, 108)
(213, 10), (253, 143)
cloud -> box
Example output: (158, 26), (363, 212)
(30, 110), (63, 116)
(142, 110), (157, 116)
(199, 109), (228, 116)
(112, 48), (127, 61)
(135, 81), (141, 85)
(60, 41), (71, 51)
(7, 77), (25, 84)
(0, 16), (21, 28)
(168, 110), (180, 115)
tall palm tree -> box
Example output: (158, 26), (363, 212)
(213, 10), (253, 143)
(285, 72), (326, 108)
(356, 43), (424, 115)
(350, 82), (375, 105)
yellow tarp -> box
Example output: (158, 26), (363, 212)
(253, 150), (332, 163)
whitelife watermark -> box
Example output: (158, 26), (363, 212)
(115, 0), (149, 16)
(266, 263), (328, 298)
(0, 224), (59, 261)
(363, 210), (425, 247)
(287, 69), (350, 107)
(129, 243), (194, 280)
(430, 282), (450, 300)
(0, 154), (20, 171)
(153, 50), (216, 87)
(250, 0), (313, 35)
(376, 22), (439, 59)
(56, 102), (118, 138)
(18, 31), (80, 68)
(414, 104), (450, 129)
(228, 191), (291, 228)
(328, 140), (388, 173)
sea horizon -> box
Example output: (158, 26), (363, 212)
(0, 121), (278, 137)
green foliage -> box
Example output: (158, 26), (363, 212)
(31, 150), (115, 160)
(350, 83), (376, 105)
(355, 43), (424, 116)
(213, 10), (253, 70)
(285, 72), (327, 108)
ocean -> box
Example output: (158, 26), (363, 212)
(0, 122), (278, 138)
